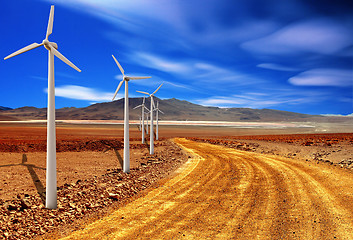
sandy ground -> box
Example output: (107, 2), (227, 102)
(62, 138), (353, 239)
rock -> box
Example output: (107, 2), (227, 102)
(20, 199), (31, 210)
(108, 193), (120, 200)
(6, 203), (18, 211)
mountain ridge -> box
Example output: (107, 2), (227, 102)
(0, 98), (336, 122)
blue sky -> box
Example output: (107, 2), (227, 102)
(0, 0), (352, 115)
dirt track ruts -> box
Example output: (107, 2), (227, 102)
(61, 138), (353, 239)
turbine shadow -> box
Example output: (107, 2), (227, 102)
(0, 154), (46, 204)
(114, 149), (124, 169)
(144, 140), (150, 151)
(22, 154), (46, 203)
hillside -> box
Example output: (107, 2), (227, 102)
(0, 98), (325, 122)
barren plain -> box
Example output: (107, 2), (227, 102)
(0, 121), (352, 239)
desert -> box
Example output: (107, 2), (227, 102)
(0, 121), (352, 239)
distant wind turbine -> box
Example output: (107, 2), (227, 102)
(133, 96), (149, 143)
(154, 101), (164, 140)
(137, 83), (163, 154)
(4, 5), (81, 209)
(111, 54), (151, 173)
(145, 110), (149, 133)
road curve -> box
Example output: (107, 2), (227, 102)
(61, 138), (353, 239)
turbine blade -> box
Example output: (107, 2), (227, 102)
(136, 91), (150, 95)
(50, 45), (81, 72)
(159, 110), (164, 114)
(112, 55), (124, 75)
(46, 5), (54, 39)
(4, 43), (43, 60)
(133, 104), (143, 109)
(152, 83), (163, 95)
(128, 76), (151, 80)
(112, 80), (124, 100)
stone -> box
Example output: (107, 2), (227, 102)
(108, 193), (120, 200)
(20, 199), (31, 210)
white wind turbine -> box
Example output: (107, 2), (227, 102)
(145, 109), (149, 133)
(137, 83), (163, 154)
(133, 96), (149, 144)
(111, 54), (151, 173)
(138, 116), (142, 131)
(4, 5), (81, 209)
(154, 101), (164, 140)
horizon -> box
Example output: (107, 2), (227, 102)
(2, 97), (353, 117)
(1, 0), (352, 115)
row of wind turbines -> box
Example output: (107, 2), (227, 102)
(4, 5), (165, 209)
(111, 55), (164, 173)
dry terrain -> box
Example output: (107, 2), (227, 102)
(0, 122), (352, 239)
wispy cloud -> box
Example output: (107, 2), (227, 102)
(132, 52), (191, 74)
(321, 113), (353, 117)
(257, 63), (299, 72)
(196, 90), (326, 109)
(242, 18), (352, 56)
(131, 51), (265, 88)
(31, 76), (47, 81)
(289, 69), (352, 87)
(44, 85), (119, 101)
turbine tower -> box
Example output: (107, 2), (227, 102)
(137, 83), (163, 154)
(4, 5), (81, 209)
(111, 54), (150, 173)
(133, 96), (149, 143)
(154, 101), (164, 140)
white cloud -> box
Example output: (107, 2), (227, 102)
(321, 113), (353, 117)
(257, 63), (299, 72)
(45, 85), (120, 101)
(46, 0), (184, 34)
(196, 95), (290, 109)
(242, 18), (352, 55)
(132, 52), (191, 74)
(130, 52), (264, 89)
(196, 90), (327, 109)
(289, 69), (352, 87)
(31, 76), (47, 81)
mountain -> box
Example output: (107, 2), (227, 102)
(0, 106), (12, 111)
(0, 98), (325, 122)
(0, 106), (18, 121)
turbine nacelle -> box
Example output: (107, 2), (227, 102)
(43, 40), (58, 50)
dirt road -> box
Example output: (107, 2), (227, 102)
(61, 138), (353, 239)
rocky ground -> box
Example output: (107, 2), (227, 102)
(187, 133), (353, 169)
(0, 140), (190, 239)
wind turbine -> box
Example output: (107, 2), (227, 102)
(154, 101), (164, 140)
(137, 83), (163, 154)
(111, 54), (151, 173)
(133, 96), (149, 144)
(4, 5), (81, 209)
(145, 109), (149, 133)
